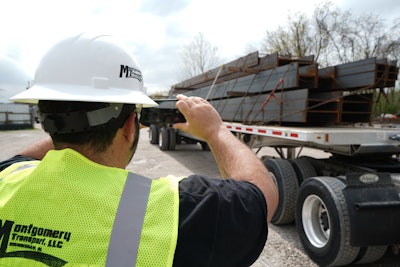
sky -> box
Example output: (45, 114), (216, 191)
(1, 0), (400, 98)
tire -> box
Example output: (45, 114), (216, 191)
(290, 157), (317, 184)
(159, 127), (169, 151)
(353, 246), (387, 264)
(168, 128), (176, 151)
(149, 125), (159, 144)
(263, 158), (299, 225)
(296, 177), (359, 266)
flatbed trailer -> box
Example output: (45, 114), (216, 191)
(143, 102), (400, 266)
(147, 53), (400, 266)
(224, 121), (400, 156)
(223, 121), (400, 266)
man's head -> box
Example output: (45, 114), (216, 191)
(11, 33), (158, 165)
(37, 100), (139, 154)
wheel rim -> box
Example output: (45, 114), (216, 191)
(302, 194), (331, 248)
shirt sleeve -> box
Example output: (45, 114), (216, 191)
(173, 174), (268, 267)
(0, 155), (37, 172)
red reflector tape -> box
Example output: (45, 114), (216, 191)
(246, 128), (253, 132)
(290, 133), (298, 138)
(272, 131), (282, 136)
(258, 129), (266, 134)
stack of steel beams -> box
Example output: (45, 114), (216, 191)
(170, 53), (398, 125)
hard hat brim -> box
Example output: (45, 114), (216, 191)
(10, 84), (159, 107)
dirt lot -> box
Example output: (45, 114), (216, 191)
(1, 125), (399, 266)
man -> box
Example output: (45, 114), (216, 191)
(0, 33), (278, 266)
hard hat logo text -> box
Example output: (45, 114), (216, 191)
(120, 65), (143, 82)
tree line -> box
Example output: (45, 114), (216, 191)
(261, 1), (400, 66)
(260, 1), (400, 117)
(179, 1), (400, 116)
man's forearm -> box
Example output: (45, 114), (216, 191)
(173, 94), (279, 221)
(206, 126), (279, 222)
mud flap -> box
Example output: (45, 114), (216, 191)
(343, 173), (400, 246)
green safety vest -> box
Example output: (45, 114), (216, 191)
(0, 148), (180, 266)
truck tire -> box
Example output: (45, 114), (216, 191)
(353, 246), (387, 264)
(296, 177), (359, 266)
(168, 128), (176, 151)
(290, 157), (317, 184)
(263, 158), (298, 225)
(149, 125), (159, 144)
(159, 127), (169, 151)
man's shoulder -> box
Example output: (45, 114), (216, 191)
(0, 155), (36, 172)
(179, 174), (264, 197)
(178, 174), (267, 210)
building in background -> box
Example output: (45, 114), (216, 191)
(0, 53), (34, 129)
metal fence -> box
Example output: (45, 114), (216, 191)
(0, 103), (34, 130)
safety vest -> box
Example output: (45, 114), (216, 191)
(0, 149), (180, 266)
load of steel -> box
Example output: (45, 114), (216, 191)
(170, 52), (398, 125)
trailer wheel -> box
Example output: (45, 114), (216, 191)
(354, 246), (387, 264)
(149, 125), (159, 144)
(296, 177), (359, 266)
(168, 128), (176, 151)
(263, 158), (298, 225)
(159, 127), (169, 151)
(290, 157), (317, 184)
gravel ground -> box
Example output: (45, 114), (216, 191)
(1, 125), (399, 266)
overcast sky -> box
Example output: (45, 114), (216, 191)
(1, 0), (399, 96)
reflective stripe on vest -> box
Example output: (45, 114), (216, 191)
(106, 172), (152, 266)
(0, 151), (179, 266)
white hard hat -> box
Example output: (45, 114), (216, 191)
(10, 33), (158, 107)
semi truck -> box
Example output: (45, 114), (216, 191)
(142, 52), (400, 266)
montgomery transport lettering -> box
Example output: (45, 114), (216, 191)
(0, 219), (71, 265)
(13, 222), (71, 241)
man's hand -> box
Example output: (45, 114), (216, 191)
(173, 94), (224, 142)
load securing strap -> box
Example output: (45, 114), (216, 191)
(106, 173), (152, 266)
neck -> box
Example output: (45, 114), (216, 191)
(56, 143), (127, 169)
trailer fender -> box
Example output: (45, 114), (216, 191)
(343, 172), (400, 246)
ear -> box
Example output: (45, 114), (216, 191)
(121, 112), (136, 143)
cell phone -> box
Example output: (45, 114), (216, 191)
(140, 99), (186, 127)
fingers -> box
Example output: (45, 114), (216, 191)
(176, 94), (187, 100)
(175, 94), (207, 116)
(173, 122), (188, 131)
(174, 94), (221, 141)
(176, 94), (207, 105)
(175, 98), (190, 119)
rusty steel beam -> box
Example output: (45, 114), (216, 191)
(170, 52), (316, 94)
(183, 63), (319, 101)
(171, 53), (398, 125)
(171, 51), (259, 91)
(334, 58), (398, 90)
